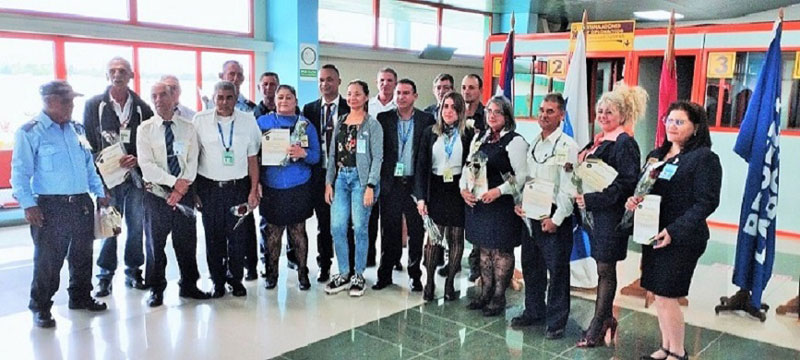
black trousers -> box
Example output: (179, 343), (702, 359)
(196, 176), (250, 287)
(143, 189), (200, 293)
(522, 217), (573, 330)
(29, 194), (94, 312)
(243, 212), (257, 273)
(378, 178), (424, 282)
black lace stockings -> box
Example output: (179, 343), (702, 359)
(478, 248), (514, 304)
(266, 222), (308, 279)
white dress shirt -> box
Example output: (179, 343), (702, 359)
(194, 109), (261, 181)
(175, 103), (196, 120)
(368, 95), (397, 118)
(137, 113), (199, 187)
(525, 126), (578, 226)
(431, 132), (463, 176)
(111, 94), (133, 128)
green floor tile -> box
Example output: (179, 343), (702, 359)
(561, 310), (723, 359)
(418, 328), (560, 360)
(280, 328), (420, 360)
(358, 307), (474, 354)
(416, 289), (507, 330)
(696, 333), (800, 359)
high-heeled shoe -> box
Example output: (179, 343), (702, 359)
(443, 278), (457, 301)
(640, 347), (670, 360)
(667, 349), (688, 360)
(576, 317), (618, 348)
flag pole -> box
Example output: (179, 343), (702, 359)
(510, 12), (516, 107)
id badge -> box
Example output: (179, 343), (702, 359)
(658, 163), (678, 180)
(443, 167), (454, 183)
(300, 135), (309, 148)
(173, 141), (185, 156)
(356, 139), (366, 154)
(222, 150), (235, 166)
(120, 129), (132, 144)
(394, 162), (405, 177)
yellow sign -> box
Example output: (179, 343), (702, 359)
(492, 57), (502, 77)
(570, 20), (636, 52)
(707, 52), (736, 79)
(793, 52), (800, 79)
(547, 57), (568, 78)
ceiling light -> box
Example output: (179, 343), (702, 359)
(633, 10), (685, 21)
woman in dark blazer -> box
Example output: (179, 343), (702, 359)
(629, 101), (721, 360)
(575, 84), (647, 347)
(415, 92), (474, 301)
(459, 95), (529, 317)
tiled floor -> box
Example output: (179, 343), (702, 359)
(0, 217), (798, 359)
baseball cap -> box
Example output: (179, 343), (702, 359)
(39, 80), (83, 98)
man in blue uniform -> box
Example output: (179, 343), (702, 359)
(11, 80), (110, 328)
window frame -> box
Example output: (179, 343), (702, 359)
(0, 0), (254, 37)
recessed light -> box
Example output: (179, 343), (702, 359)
(634, 10), (685, 21)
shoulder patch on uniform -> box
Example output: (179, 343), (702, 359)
(21, 119), (38, 132)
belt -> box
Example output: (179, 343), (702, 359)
(38, 194), (87, 203)
(394, 176), (413, 185)
(205, 177), (247, 188)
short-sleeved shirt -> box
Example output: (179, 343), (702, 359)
(194, 109), (261, 181)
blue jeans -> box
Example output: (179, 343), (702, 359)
(96, 178), (145, 280)
(330, 168), (376, 276)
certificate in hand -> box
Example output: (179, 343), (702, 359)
(633, 194), (661, 245)
(522, 180), (554, 220)
(575, 158), (618, 193)
(261, 128), (290, 166)
(95, 143), (128, 189)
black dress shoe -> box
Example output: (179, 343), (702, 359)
(125, 275), (148, 290)
(68, 298), (107, 312)
(409, 278), (423, 292)
(371, 279), (393, 290)
(94, 279), (112, 297)
(32, 311), (56, 328)
(466, 298), (488, 310)
(244, 271), (258, 281)
(264, 277), (277, 290)
(229, 282), (247, 297)
(147, 292), (164, 307)
(317, 268), (330, 283)
(545, 328), (565, 340)
(510, 315), (544, 328)
(210, 286), (225, 298)
(393, 262), (403, 271)
(179, 286), (211, 300)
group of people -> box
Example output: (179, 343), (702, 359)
(12, 55), (723, 360)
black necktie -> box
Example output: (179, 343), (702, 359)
(164, 121), (181, 177)
(324, 103), (335, 149)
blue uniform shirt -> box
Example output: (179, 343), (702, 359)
(257, 113), (320, 190)
(11, 112), (105, 209)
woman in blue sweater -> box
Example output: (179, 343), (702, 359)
(257, 85), (320, 291)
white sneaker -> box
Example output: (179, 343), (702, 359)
(349, 274), (366, 297)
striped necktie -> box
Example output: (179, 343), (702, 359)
(164, 121), (181, 177)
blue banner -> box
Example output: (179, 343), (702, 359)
(732, 21), (782, 308)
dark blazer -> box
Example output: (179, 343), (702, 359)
(648, 146), (722, 248)
(414, 125), (475, 202)
(423, 103), (439, 118)
(468, 102), (486, 132)
(303, 96), (350, 159)
(378, 108), (435, 194)
(83, 86), (154, 157)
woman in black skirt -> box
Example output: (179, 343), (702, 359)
(256, 85), (321, 291)
(415, 92), (474, 301)
(459, 95), (528, 316)
(627, 101), (721, 360)
(575, 84), (646, 347)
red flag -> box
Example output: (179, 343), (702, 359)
(655, 12), (677, 148)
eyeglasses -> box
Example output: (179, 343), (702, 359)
(486, 109), (504, 116)
(664, 118), (687, 126)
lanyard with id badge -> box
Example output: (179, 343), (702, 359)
(442, 129), (459, 182)
(658, 157), (679, 181)
(395, 120), (413, 177)
(217, 120), (235, 166)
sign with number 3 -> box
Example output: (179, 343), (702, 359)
(707, 52), (736, 79)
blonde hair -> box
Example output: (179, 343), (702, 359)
(597, 82), (648, 133)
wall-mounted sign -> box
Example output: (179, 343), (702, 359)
(299, 43), (318, 81)
(793, 52), (800, 79)
(492, 57), (502, 77)
(547, 57), (567, 78)
(706, 52), (736, 79)
(570, 20), (636, 52)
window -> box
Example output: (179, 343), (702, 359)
(441, 9), (486, 56)
(705, 51), (797, 130)
(138, 48), (197, 111)
(201, 52), (252, 107)
(137, 0), (251, 34)
(379, 0), (436, 51)
(0, 0), (127, 20)
(65, 43), (134, 123)
(318, 0), (373, 46)
(0, 38), (55, 150)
